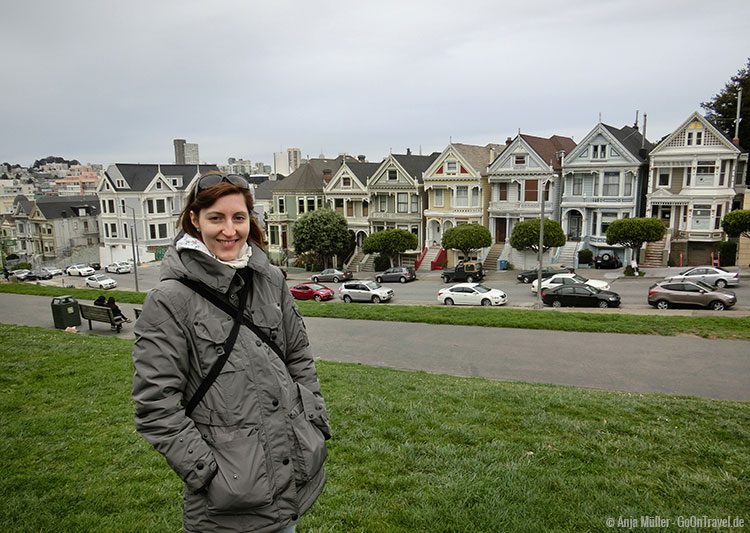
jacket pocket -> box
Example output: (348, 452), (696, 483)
(206, 427), (273, 515)
(290, 383), (328, 485)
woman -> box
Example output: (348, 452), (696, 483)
(106, 296), (132, 322)
(132, 174), (330, 533)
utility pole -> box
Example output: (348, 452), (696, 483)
(127, 207), (140, 292)
(537, 181), (545, 309)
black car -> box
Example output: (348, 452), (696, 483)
(517, 266), (573, 284)
(541, 284), (621, 308)
(89, 262), (102, 271)
(594, 251), (622, 269)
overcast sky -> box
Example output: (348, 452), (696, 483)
(2, 0), (749, 168)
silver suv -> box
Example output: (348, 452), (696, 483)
(339, 280), (393, 304)
(647, 280), (737, 311)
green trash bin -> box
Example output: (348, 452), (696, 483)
(51, 295), (81, 329)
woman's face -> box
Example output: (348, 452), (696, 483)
(190, 193), (250, 261)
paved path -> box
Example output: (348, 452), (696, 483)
(1, 292), (748, 401)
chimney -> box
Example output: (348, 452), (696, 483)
(406, 148), (412, 156)
(489, 146), (496, 163)
(357, 155), (366, 162)
(639, 113), (649, 158)
(505, 137), (513, 146)
(322, 168), (333, 184)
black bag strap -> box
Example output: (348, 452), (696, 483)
(181, 273), (250, 417)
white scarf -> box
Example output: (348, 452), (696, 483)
(175, 233), (252, 269)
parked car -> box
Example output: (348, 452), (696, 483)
(311, 268), (353, 283)
(516, 266), (573, 284)
(85, 274), (118, 290)
(67, 264), (95, 276)
(594, 250), (622, 269)
(289, 282), (334, 302)
(541, 285), (621, 308)
(375, 266), (417, 284)
(647, 280), (736, 311)
(339, 280), (393, 303)
(441, 260), (485, 283)
(662, 266), (740, 288)
(437, 283), (507, 307)
(29, 269), (53, 281)
(11, 269), (34, 281)
(105, 261), (132, 274)
(41, 266), (64, 276)
(531, 273), (610, 293)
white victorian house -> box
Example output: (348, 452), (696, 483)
(324, 160), (380, 250)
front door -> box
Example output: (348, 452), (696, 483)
(495, 218), (507, 243)
(568, 212), (582, 240)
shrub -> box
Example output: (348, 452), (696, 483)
(12, 262), (31, 270)
(577, 249), (593, 265)
(716, 241), (737, 267)
(374, 254), (391, 271)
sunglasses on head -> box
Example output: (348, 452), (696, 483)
(195, 174), (250, 194)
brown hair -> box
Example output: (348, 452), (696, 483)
(179, 180), (265, 248)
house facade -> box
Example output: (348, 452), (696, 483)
(98, 164), (219, 264)
(367, 151), (440, 251)
(560, 122), (652, 262)
(645, 112), (748, 265)
(324, 160), (380, 249)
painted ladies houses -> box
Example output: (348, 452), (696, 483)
(98, 164), (219, 265)
(266, 156), (351, 262)
(324, 159), (380, 250)
(488, 134), (575, 267)
(560, 122), (652, 264)
(367, 150), (440, 251)
(645, 112), (748, 266)
(422, 142), (505, 267)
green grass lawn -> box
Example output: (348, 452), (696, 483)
(1, 324), (747, 532)
(2, 282), (750, 340)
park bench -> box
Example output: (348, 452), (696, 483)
(79, 303), (125, 333)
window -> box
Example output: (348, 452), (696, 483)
(397, 193), (408, 213)
(498, 183), (508, 201)
(269, 225), (279, 245)
(658, 169), (670, 187)
(591, 211), (597, 234)
(149, 223), (168, 239)
(573, 176), (583, 195)
(685, 167), (692, 187)
(120, 200), (126, 214)
(514, 155), (526, 166)
(624, 174), (633, 196)
(544, 181), (551, 202)
(471, 187), (480, 207)
(603, 172), (620, 196)
(455, 186), (468, 207)
(600, 213), (617, 235)
(593, 174), (599, 195)
(411, 195), (418, 213)
(524, 179), (538, 202)
(434, 189), (444, 207)
(446, 161), (458, 174)
(379, 195), (388, 212)
(334, 199), (344, 214)
(719, 160), (728, 186)
(147, 199), (167, 214)
(123, 224), (128, 239)
(156, 181), (162, 189)
(102, 199), (115, 213)
(686, 130), (704, 146)
(692, 204), (711, 230)
(362, 201), (369, 217)
(307, 198), (315, 212)
(592, 145), (607, 159)
(610, 147), (619, 157)
(116, 179), (125, 188)
(277, 197), (285, 213)
(696, 161), (715, 186)
(298, 198), (305, 213)
(346, 202), (354, 217)
(108, 222), (118, 238)
(714, 204), (723, 230)
(388, 169), (397, 181)
(342, 177), (351, 188)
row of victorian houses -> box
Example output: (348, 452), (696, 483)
(1, 112), (747, 271)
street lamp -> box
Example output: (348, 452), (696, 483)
(126, 206), (140, 293)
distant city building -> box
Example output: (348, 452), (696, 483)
(174, 139), (186, 164)
(0, 179), (35, 214)
(220, 158), (255, 175)
(184, 143), (200, 164)
(273, 147), (302, 176)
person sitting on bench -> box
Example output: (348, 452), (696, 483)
(107, 296), (132, 323)
(94, 295), (107, 306)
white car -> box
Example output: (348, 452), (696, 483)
(531, 273), (610, 293)
(41, 266), (64, 276)
(67, 264), (95, 276)
(85, 274), (118, 290)
(339, 280), (393, 303)
(105, 261), (132, 274)
(437, 283), (508, 306)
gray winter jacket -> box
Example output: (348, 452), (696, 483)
(132, 243), (330, 532)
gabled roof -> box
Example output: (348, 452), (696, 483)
(273, 156), (353, 193)
(106, 164), (220, 192)
(253, 177), (283, 200)
(35, 195), (99, 219)
(519, 134), (576, 170)
(602, 124), (654, 163)
(650, 111), (744, 155)
(391, 152), (440, 183)
(451, 143), (506, 174)
(345, 161), (381, 185)
(12, 195), (34, 216)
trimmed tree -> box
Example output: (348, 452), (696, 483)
(509, 218), (566, 253)
(605, 217), (665, 269)
(292, 208), (350, 269)
(362, 229), (418, 267)
(441, 224), (492, 260)
(721, 209), (750, 239)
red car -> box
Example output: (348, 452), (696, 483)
(289, 282), (334, 302)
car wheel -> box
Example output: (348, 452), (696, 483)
(372, 295), (381, 304)
(332, 276), (339, 283)
(715, 279), (727, 288)
(343, 295), (352, 303)
(376, 277), (382, 283)
(602, 253), (611, 261)
(314, 295), (321, 302)
(312, 276), (319, 283)
(710, 300), (725, 311)
(598, 300), (609, 309)
(656, 300), (669, 310)
(444, 297), (454, 306)
(466, 275), (474, 283)
(441, 276), (449, 283)
(552, 299), (562, 308)
(522, 276), (530, 284)
(399, 276), (406, 283)
(481, 299), (491, 307)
